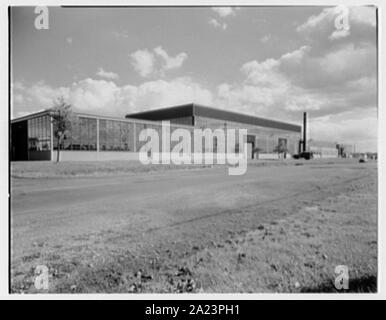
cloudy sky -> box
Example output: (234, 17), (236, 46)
(11, 6), (377, 151)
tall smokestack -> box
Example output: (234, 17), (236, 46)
(303, 112), (307, 152)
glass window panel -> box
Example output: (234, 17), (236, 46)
(28, 119), (34, 151)
(45, 116), (50, 140)
(128, 122), (134, 151)
(63, 123), (71, 150)
(28, 119), (31, 139)
(99, 119), (106, 150)
(31, 118), (34, 139)
(38, 117), (43, 141)
(113, 121), (120, 150)
(35, 118), (38, 139)
(121, 122), (128, 151)
(41, 116), (45, 140)
(90, 118), (97, 150)
(40, 117), (44, 140)
(79, 118), (88, 150)
(71, 117), (80, 150)
(42, 116), (46, 140)
(106, 120), (114, 150)
(135, 123), (146, 152)
(35, 118), (40, 150)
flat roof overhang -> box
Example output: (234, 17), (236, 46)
(126, 103), (302, 133)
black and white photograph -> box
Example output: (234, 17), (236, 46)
(4, 1), (384, 300)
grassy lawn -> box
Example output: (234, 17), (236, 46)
(11, 160), (213, 178)
(10, 159), (377, 293)
(11, 158), (358, 179)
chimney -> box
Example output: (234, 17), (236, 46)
(303, 112), (307, 152)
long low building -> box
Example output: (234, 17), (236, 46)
(10, 103), (302, 161)
(308, 140), (339, 158)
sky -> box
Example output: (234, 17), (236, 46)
(10, 6), (377, 152)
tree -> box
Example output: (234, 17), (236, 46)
(48, 97), (74, 163)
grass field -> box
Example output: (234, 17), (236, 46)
(10, 159), (377, 293)
(11, 160), (213, 178)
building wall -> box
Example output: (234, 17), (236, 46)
(308, 140), (338, 158)
(12, 109), (302, 161)
(309, 146), (338, 158)
(194, 116), (300, 155)
(54, 151), (275, 163)
(52, 150), (140, 161)
(11, 115), (52, 161)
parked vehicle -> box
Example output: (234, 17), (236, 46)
(293, 152), (314, 160)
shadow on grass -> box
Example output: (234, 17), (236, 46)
(301, 275), (377, 293)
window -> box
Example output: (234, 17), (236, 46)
(77, 117), (97, 150)
(135, 123), (146, 152)
(278, 138), (287, 152)
(53, 116), (97, 151)
(28, 115), (51, 151)
(99, 119), (107, 150)
(52, 116), (137, 152)
(98, 119), (134, 151)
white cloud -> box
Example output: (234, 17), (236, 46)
(130, 49), (155, 77)
(309, 107), (377, 152)
(215, 42), (376, 121)
(284, 93), (327, 112)
(329, 29), (350, 40)
(12, 77), (213, 118)
(350, 6), (377, 27)
(130, 47), (188, 77)
(12, 36), (377, 151)
(346, 76), (376, 91)
(280, 45), (311, 65)
(96, 67), (119, 80)
(208, 18), (227, 30)
(260, 34), (271, 43)
(240, 58), (284, 88)
(270, 43), (376, 91)
(154, 46), (188, 70)
(112, 30), (129, 39)
(314, 43), (376, 85)
(297, 7), (336, 34)
(211, 7), (239, 18)
(297, 6), (376, 40)
(11, 80), (70, 117)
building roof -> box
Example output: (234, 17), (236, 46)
(12, 103), (302, 133)
(11, 109), (50, 123)
(126, 103), (301, 133)
(10, 109), (194, 129)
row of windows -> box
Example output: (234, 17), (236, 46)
(99, 120), (134, 151)
(39, 115), (299, 153)
(53, 117), (97, 150)
(28, 116), (51, 151)
(53, 117), (137, 151)
(195, 116), (299, 153)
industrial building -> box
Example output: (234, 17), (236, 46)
(10, 103), (304, 162)
(308, 140), (339, 159)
